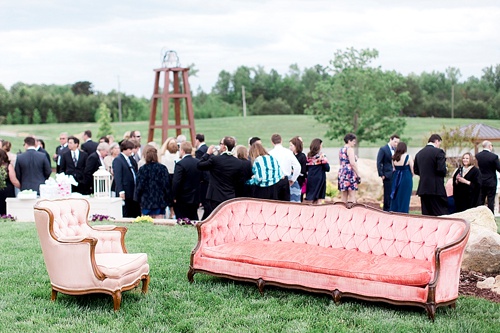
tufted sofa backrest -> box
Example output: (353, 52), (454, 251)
(200, 199), (468, 262)
(36, 199), (92, 238)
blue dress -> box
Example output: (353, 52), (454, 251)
(390, 155), (413, 213)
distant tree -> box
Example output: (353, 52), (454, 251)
(71, 81), (94, 96)
(5, 111), (13, 124)
(482, 64), (500, 92)
(12, 108), (22, 124)
(96, 103), (113, 138)
(22, 115), (30, 124)
(46, 109), (57, 123)
(306, 48), (410, 147)
(32, 108), (42, 124)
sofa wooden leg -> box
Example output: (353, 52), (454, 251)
(187, 267), (195, 283)
(257, 278), (265, 295)
(51, 288), (58, 301)
(142, 275), (150, 293)
(425, 303), (436, 321)
(332, 289), (342, 305)
(113, 291), (122, 311)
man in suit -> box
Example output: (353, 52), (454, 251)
(113, 140), (141, 218)
(129, 130), (143, 162)
(83, 142), (110, 194)
(60, 136), (89, 194)
(194, 133), (210, 217)
(53, 132), (69, 173)
(198, 136), (250, 217)
(15, 136), (52, 194)
(377, 134), (400, 211)
(475, 140), (500, 213)
(172, 141), (202, 221)
(414, 134), (448, 216)
(81, 130), (98, 155)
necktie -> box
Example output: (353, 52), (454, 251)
(72, 151), (77, 165)
(127, 157), (136, 184)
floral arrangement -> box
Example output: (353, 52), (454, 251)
(133, 215), (154, 223)
(0, 214), (16, 222)
(90, 214), (114, 222)
(176, 217), (197, 226)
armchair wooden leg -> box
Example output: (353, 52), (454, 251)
(51, 288), (58, 301)
(142, 275), (150, 294)
(187, 267), (195, 283)
(113, 291), (122, 311)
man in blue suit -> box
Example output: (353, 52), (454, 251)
(15, 136), (52, 194)
(377, 134), (400, 211)
(112, 140), (141, 218)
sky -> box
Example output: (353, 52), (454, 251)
(1, 0), (499, 98)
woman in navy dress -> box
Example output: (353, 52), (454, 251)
(305, 138), (330, 204)
(390, 142), (414, 213)
(289, 136), (307, 202)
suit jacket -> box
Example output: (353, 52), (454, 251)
(475, 150), (500, 188)
(15, 149), (52, 193)
(195, 144), (208, 159)
(376, 144), (393, 179)
(414, 144), (447, 196)
(84, 152), (104, 192)
(54, 144), (69, 173)
(60, 149), (89, 193)
(172, 155), (202, 204)
(112, 153), (137, 199)
(37, 147), (52, 167)
(81, 140), (98, 155)
(197, 153), (245, 203)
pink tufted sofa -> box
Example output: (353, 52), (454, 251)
(188, 198), (470, 320)
(34, 198), (150, 310)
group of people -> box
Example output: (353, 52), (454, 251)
(377, 133), (500, 216)
(0, 130), (334, 220)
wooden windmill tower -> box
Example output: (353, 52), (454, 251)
(147, 50), (196, 144)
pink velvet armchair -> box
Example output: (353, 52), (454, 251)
(34, 198), (150, 311)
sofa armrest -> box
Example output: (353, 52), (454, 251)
(429, 228), (470, 303)
(89, 226), (128, 254)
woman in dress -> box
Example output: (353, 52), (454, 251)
(289, 136), (307, 202)
(134, 147), (171, 218)
(104, 142), (120, 174)
(389, 142), (414, 213)
(247, 142), (283, 200)
(235, 145), (253, 197)
(338, 133), (360, 203)
(305, 138), (330, 204)
(452, 152), (482, 213)
(0, 149), (20, 215)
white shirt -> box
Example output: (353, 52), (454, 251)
(269, 144), (301, 182)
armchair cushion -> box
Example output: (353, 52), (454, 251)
(96, 253), (148, 279)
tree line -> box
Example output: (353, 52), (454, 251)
(1, 50), (499, 126)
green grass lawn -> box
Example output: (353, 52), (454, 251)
(1, 221), (499, 333)
(2, 116), (500, 167)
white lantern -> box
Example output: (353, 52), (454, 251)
(93, 166), (111, 198)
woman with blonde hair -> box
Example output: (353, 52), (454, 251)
(247, 142), (283, 200)
(104, 142), (120, 174)
(452, 152), (482, 212)
(160, 137), (179, 218)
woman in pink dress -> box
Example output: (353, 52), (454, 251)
(338, 133), (360, 203)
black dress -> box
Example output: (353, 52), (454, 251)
(452, 166), (482, 213)
(0, 166), (15, 215)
